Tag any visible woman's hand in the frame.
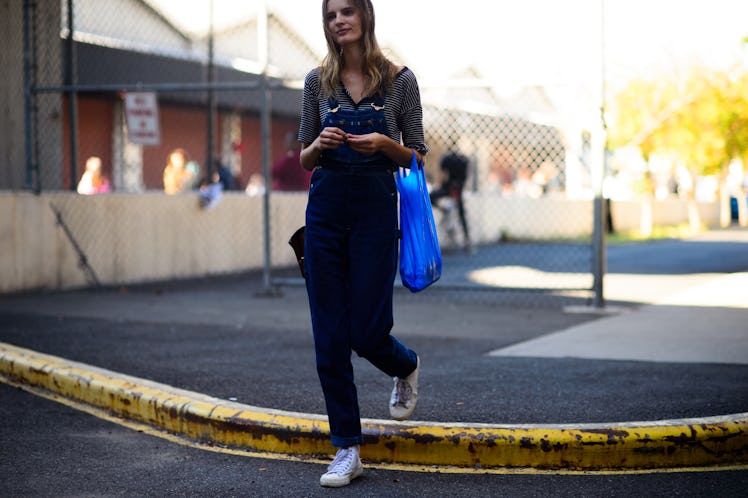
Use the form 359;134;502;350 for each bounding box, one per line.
300;127;347;170
348;132;422;167
318;127;348;150
345;132;383;155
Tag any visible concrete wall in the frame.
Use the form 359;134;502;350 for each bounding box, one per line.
0;191;306;293
464;194;594;242
610;199;720;232
0;192;721;294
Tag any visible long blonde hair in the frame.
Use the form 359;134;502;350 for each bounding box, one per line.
319;0;398;99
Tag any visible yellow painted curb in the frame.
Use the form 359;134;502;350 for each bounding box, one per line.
2;342;746;470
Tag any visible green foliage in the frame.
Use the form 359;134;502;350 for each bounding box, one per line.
606;223;706;244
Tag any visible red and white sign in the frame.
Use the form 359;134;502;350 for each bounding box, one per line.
124;92;161;146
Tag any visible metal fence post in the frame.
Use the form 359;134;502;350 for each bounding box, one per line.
260;73;274;295
257;1;276;296
592;191;606;308
206;0;216;178
23;0;33;191
592;0;607;309
65;0;78;191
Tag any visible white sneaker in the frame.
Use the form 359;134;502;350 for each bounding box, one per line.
319;445;363;488
390;356;420;421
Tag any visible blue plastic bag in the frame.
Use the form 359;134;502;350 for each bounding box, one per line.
396;151;442;292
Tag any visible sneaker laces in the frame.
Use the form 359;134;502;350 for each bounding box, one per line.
391;378;412;407
327;447;358;475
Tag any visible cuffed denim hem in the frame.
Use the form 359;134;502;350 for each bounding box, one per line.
331;434;365;448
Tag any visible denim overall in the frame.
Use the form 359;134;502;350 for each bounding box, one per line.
304;94;418;448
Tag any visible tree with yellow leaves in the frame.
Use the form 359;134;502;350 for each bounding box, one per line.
609;65;748;231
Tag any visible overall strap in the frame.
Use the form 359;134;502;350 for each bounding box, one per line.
327;96;340;113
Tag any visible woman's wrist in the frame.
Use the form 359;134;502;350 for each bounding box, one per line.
380;137;416;167
300;140;322;171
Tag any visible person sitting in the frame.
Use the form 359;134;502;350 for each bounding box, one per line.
271;131;311;191
77;156;111;194
430;147;472;252
163;148;197;194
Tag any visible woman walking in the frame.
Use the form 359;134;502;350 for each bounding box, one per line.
298;0;428;488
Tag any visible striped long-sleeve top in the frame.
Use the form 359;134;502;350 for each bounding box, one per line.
297;66;429;160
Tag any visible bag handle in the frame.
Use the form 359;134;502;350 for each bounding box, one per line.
398;149;423;178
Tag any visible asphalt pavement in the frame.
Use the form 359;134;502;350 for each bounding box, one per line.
1;228;748;496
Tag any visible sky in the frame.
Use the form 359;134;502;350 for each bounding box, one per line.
151;0;748;97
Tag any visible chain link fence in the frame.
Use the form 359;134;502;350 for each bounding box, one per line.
8;0;603;306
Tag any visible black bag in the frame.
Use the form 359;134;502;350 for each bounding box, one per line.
288;226;306;277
